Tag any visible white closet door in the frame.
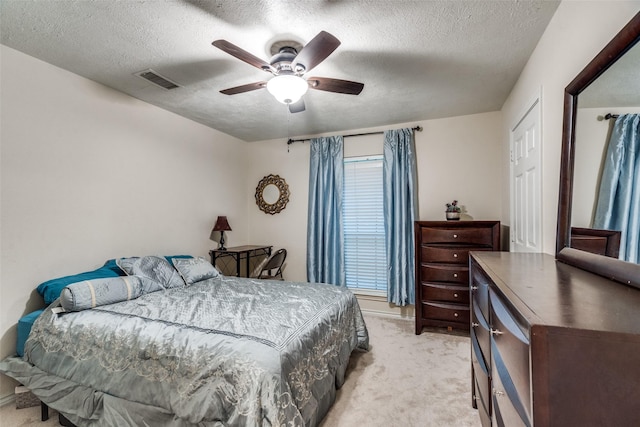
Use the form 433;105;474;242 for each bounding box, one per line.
511;98;542;253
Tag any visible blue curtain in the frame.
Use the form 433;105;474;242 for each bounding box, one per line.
383;128;418;306
593;114;640;263
307;136;346;285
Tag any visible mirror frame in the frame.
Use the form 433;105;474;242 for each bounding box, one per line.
255;174;290;215
556;12;640;288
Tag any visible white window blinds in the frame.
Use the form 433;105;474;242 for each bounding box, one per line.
343;156;387;294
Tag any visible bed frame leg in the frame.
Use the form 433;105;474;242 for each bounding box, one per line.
41;401;49;421
58;412;76;427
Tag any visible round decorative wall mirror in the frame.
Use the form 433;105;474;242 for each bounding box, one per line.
255;174;290;215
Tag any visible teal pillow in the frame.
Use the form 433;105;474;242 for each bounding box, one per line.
37;261;125;305
17;310;44;357
102;258;125;275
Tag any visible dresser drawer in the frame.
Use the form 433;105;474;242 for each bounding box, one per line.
490;290;531;421
474;372;492;427
421;264;468;283
421;301;469;325
421;283;469;304
472;302;491;365
421;246;470;264
471;337;491;427
471;265;491;321
421;227;494;245
491;341;530;427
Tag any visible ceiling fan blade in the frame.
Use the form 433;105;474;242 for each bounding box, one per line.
288;99;306;113
307;77;364;95
212;40;274;73
220;81;267;95
292;31;341;73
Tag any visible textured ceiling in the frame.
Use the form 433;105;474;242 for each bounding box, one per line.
0;0;560;142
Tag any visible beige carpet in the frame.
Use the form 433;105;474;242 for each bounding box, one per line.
0;314;480;426
321;314;480;426
0;403;59;427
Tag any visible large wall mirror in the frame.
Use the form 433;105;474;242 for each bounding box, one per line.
556;12;640;288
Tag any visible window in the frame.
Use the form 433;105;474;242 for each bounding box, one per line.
343;156;387;294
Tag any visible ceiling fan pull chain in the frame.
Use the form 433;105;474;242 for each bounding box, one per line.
287;107;291;153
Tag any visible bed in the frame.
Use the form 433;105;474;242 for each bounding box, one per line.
0;256;369;426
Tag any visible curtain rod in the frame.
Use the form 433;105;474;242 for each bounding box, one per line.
604;113;619;120
286;125;423;145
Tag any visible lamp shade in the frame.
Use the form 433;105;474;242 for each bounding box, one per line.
266;75;308;104
212;216;232;232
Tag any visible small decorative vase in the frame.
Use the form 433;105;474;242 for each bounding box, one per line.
446;212;461;221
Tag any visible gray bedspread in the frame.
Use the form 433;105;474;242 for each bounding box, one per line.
0;276;369;426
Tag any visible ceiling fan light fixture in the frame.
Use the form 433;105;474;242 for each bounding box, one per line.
266;75;308;104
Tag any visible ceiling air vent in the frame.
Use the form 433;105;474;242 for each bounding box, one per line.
134;69;180;90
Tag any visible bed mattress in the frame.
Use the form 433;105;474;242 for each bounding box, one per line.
1;276;369;426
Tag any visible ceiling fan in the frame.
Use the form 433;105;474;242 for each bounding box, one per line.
212;31;364;113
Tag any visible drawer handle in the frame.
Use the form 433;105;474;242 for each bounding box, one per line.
490;328;503;336
453;293;459;298
453;273;458;278
471;286;478;291
453;253;458;258
453;234;458;238
472;322;479;328
454;312;459;318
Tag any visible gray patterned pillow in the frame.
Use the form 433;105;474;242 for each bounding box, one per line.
59;276;163;312
172;257;221;285
116;256;186;289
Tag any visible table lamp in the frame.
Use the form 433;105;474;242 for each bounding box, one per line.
212;216;232;250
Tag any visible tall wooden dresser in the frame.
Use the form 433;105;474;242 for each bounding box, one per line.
414;220;500;334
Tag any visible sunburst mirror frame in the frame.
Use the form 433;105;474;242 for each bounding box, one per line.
255;174;290;215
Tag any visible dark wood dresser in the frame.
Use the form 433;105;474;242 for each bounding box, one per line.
470;252;640;427
570;227;621;258
414;220;500;334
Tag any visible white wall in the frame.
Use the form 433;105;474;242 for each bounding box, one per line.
0;46;249;398
247;113;503;316
500;1;640;255
415;113;503;221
